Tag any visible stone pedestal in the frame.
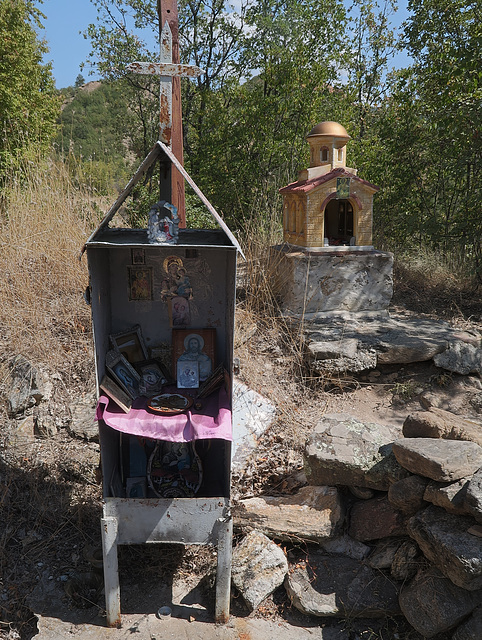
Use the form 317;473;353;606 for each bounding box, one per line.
271;244;393;320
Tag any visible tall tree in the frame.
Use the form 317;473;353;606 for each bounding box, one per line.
0;0;59;179
346;0;398;141
184;0;349;224
368;0;482;263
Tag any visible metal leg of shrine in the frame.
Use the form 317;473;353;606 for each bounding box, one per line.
101;516;121;628
214;515;233;624
101;500;232;628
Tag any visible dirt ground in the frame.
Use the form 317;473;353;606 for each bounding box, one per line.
1;299;482;640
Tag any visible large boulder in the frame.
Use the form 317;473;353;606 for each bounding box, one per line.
392;438;482;482
434;342;482;376
233;486;344;543
399;566;481;638
305;414;407;490
285;553;400;618
231;530;288;611
408;506;482;591
348;496;407;541
403;407;482;447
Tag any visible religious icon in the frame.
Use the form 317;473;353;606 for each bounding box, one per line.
147;200;180;244
172;329;216;382
110;325;149;363
131;248;145;265
128;266;153;301
170;295;191;326
161;256;193;301
177;360;199;389
336;177;350;199
105;350;141;400
135;359;172;396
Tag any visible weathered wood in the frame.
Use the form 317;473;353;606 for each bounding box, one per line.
126;61;203;77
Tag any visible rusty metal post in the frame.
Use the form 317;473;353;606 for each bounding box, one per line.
215;514;233;623
101;516;121;628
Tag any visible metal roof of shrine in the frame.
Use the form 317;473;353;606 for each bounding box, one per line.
81;140;244;257
307;121;351;139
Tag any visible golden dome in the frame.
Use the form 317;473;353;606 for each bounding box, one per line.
307;121;350;139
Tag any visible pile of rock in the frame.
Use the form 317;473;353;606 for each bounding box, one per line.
233;408;482;639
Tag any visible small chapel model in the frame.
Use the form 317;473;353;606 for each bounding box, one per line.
280;121;379;250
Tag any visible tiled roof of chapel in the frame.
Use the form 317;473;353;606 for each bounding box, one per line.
279;167;379;194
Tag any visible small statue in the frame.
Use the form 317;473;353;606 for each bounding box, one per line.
147;200;180;244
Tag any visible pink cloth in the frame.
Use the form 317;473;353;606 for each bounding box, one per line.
96;386;232;442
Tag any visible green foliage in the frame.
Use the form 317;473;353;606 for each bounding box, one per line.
58;82;129;161
362;0;482;275
0;0;60;180
81;0;482;277
182;0;349;226
56;81;132;194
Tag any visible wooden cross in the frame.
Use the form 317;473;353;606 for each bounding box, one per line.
127;22;203;148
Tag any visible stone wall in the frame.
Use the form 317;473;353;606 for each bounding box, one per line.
234;408;482;639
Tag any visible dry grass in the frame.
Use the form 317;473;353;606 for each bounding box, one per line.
0;160;112;637
0;158;111;384
0;162;478;639
392;248;481;325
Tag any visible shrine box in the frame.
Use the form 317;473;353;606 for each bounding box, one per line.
83;143;240;507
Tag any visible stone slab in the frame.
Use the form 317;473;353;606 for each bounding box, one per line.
305;414;407;490
392;438;482;482
403;407;482;446
408;505;482;590
274;249;394;317
231;381;276;471
233;486;344;543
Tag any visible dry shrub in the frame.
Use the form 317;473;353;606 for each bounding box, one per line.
234;213;326;458
0;158;111;379
237;212;306;372
392;248;481;323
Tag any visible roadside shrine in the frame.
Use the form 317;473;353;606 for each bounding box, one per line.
81;15;242;628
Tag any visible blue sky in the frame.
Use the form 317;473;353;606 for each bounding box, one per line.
40;0;101;88
40;0;411;90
